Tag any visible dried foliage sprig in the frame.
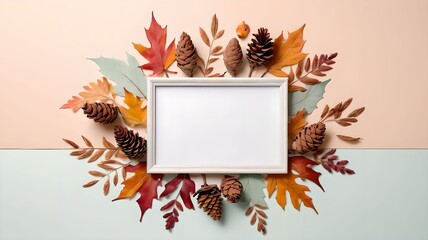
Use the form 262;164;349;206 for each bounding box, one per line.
197;14;226;77
313;149;355;174
245;204;268;235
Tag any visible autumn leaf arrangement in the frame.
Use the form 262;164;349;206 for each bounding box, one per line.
61;13;365;235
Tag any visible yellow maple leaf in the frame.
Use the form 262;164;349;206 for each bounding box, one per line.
288;109;308;141
266;173;318;213
118;89;147;127
267;25;308;77
113;163;148;200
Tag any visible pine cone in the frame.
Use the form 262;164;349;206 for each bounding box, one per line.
291;122;326;153
193;184;222;221
246;28;273;68
176;32;197;77
114;126;146;160
223;38;243;77
220;176;242;203
82;102;118;124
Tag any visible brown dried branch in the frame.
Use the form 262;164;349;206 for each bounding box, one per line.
245;204;268;235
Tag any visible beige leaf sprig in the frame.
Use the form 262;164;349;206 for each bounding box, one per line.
197;14;226;77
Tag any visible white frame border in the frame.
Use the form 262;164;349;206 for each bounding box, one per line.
147;78;288;174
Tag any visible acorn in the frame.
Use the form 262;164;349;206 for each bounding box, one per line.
236;21;250;38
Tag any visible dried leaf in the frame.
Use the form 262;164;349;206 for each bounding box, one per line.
256;209;268;218
205;67;214;75
245;206;254;216
83;180;99;188
211;46;222;54
160;174;196;210
89;171;106;177
211;14;218;37
299;77;320;85
341;98;353;111
102;137;115;148
102;159;124;165
88;149;105;163
161;200;175;211
288;110;308;141
337;135;361;142
266;173;318;213
97;163;115;171
290;156;324;191
341;117;358;123
199;27;210;47
312;55;318;70
348;107;365;117
105;150;115;160
336;120;352;126
70;149;86;156
288;67;295;83
115;150;127;159
254;204;268;210
320;104;329;119
81;136;93;147
288;85;306;92
304;58;311;72
267;25;308;77
250;213;257;225
62;139;79;149
113;171;119;186
103;179;110;195
77;149;94;160
118;89;147;127
208;57;219;65
133;13;176;76
289;80;330;115
215;29;225;40
296;60;303;78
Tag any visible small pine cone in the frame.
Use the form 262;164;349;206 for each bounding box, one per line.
291;122;326;153
246;28;273;68
176;32;197;77
114;126;146;160
223;38;243;77
193;184;222;221
82;102;118;124
220;176;242;203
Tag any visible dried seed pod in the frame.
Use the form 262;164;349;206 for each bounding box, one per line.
223;38;243;77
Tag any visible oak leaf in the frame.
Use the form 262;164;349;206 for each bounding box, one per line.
61;77;113;112
133;13;176;76
266;173;318;213
118;89;147;127
290;156;324;191
288;109;307;141
267;25;308;77
113;162;164;221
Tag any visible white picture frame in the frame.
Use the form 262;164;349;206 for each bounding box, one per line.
147;78;288;174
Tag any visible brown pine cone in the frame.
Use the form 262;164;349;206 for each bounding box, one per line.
193;184;222;221
176;32;197;77
291;122;326;153
114;126;146;160
246;28;273;68
82;102;118;124
223;38;243;77
220;175;242;203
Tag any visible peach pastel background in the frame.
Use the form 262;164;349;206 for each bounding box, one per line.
1;0;427;148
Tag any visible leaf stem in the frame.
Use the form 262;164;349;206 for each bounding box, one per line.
261;69;268;78
201;174;207;185
248;67;255;77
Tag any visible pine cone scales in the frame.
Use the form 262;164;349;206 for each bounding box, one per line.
246;28;274;68
220;176;242;203
193;184;222;221
114;126;146;160
223;38;243;77
292;122;326;153
82;102;118;124
176;32;197;76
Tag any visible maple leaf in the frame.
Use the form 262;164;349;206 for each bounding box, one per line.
288;109;308;141
290;156;324;191
266;173;318;214
118;89;147;127
160;174;196;209
267;25;308;77
133;12;176;76
113;162;164;221
60;77;114;112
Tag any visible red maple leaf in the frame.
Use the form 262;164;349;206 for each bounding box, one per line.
136;173;164;221
133;12;176;76
290;156;324;191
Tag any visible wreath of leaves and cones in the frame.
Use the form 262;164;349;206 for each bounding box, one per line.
61;12;365;235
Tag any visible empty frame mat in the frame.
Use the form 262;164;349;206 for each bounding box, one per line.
148;78;287;173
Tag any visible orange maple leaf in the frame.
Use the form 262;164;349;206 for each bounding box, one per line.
133;12;176;76
113;163;148;200
60;77;114;112
267;25;308;77
288;109;308;141
118;89;147;127
266;173;318;214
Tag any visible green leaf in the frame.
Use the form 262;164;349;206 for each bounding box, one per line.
89;53;147;99
240;174;268;208
288;79;330;116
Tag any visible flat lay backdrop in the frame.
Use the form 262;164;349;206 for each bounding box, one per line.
1;1;428;240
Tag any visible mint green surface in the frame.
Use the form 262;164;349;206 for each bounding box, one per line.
1;149;427;240
288;79;330;115
90;53;147;98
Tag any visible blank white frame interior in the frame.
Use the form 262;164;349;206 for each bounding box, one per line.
147;78;288;174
